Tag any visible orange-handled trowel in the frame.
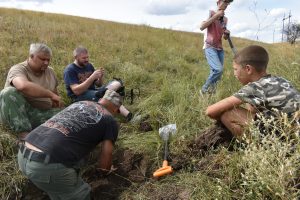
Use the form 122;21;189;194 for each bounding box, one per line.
153;124;176;178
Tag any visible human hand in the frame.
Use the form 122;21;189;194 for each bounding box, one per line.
96;165;118;178
91;68;105;81
223;29;230;39
94;67;105;86
215;10;225;18
224;29;230;35
50;93;63;108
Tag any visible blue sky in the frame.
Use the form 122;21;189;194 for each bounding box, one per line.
0;0;299;43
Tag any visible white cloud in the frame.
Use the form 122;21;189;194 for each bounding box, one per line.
231;23;251;33
193;1;212;11
145;0;191;16
0;0;52;2
269;8;286;17
230;0;249;9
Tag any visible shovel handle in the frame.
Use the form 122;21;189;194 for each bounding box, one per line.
163;141;169;160
153;161;173;178
227;35;237;55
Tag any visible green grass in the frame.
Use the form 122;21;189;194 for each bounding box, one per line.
0;7;299;199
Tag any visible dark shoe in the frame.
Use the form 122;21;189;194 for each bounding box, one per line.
126;112;133;122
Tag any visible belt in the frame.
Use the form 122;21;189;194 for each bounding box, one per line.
19;143;57;164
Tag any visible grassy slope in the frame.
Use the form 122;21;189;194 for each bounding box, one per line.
0;8;299;199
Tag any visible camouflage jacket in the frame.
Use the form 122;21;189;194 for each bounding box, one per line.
234;74;300;117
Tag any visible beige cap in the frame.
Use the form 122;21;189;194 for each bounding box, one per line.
103;89;123;107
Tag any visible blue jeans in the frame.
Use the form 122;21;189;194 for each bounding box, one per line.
18;150;91;200
72;83;111;102
201;48;224;93
73;89;99;102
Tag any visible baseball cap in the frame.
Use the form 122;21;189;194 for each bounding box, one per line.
103;89;123;107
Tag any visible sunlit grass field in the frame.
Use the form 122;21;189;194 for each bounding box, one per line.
0;7;299;199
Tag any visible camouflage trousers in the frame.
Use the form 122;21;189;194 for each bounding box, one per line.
0;87;60;134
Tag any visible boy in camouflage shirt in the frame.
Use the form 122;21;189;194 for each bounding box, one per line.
205;45;300;137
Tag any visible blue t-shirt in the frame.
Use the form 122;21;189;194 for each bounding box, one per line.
63;63;96;97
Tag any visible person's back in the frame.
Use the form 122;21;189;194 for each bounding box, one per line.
234;74;300;118
18;89;122;200
25;100;118;165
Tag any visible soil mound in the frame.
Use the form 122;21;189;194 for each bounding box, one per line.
189;122;233;156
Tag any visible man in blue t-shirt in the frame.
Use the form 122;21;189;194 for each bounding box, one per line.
64;46;132;121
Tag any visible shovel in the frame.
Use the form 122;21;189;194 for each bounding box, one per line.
219;16;237;55
227;35;237;55
153;124;176;178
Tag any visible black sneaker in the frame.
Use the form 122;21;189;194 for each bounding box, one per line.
126;112;133;122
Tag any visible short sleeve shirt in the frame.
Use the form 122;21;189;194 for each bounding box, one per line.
4;61;58;109
63;63;95;97
203;10;226;50
25;101;119;164
234;75;300;117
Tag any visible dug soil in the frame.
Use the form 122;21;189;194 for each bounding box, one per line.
20;148;152;200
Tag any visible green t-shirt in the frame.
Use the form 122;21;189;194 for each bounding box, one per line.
4;61;58;109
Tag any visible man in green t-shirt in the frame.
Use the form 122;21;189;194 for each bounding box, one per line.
0;43;64;140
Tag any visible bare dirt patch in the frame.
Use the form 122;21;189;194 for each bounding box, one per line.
188;122;233;156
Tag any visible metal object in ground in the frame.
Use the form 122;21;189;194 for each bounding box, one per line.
227;35;237;55
219;16;237;55
153;124;176;178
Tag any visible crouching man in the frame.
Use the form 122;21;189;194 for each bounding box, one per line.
18;89;122;200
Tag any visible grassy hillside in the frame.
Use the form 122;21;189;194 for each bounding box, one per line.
0;7;299;199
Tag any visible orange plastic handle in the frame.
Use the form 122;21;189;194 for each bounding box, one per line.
153;160;173;178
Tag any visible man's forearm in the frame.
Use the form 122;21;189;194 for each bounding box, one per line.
70;76;96;96
98;140;113;170
200;15;219;31
16;81;56;99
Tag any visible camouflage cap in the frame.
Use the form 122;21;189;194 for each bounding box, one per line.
103;89;123;108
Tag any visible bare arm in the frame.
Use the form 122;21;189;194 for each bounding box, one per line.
97;140;114;171
206;96;243;120
200;10;224;31
94;67;105;87
12;77;62;107
245;103;257;114
70;69;104;96
52;88;64;108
